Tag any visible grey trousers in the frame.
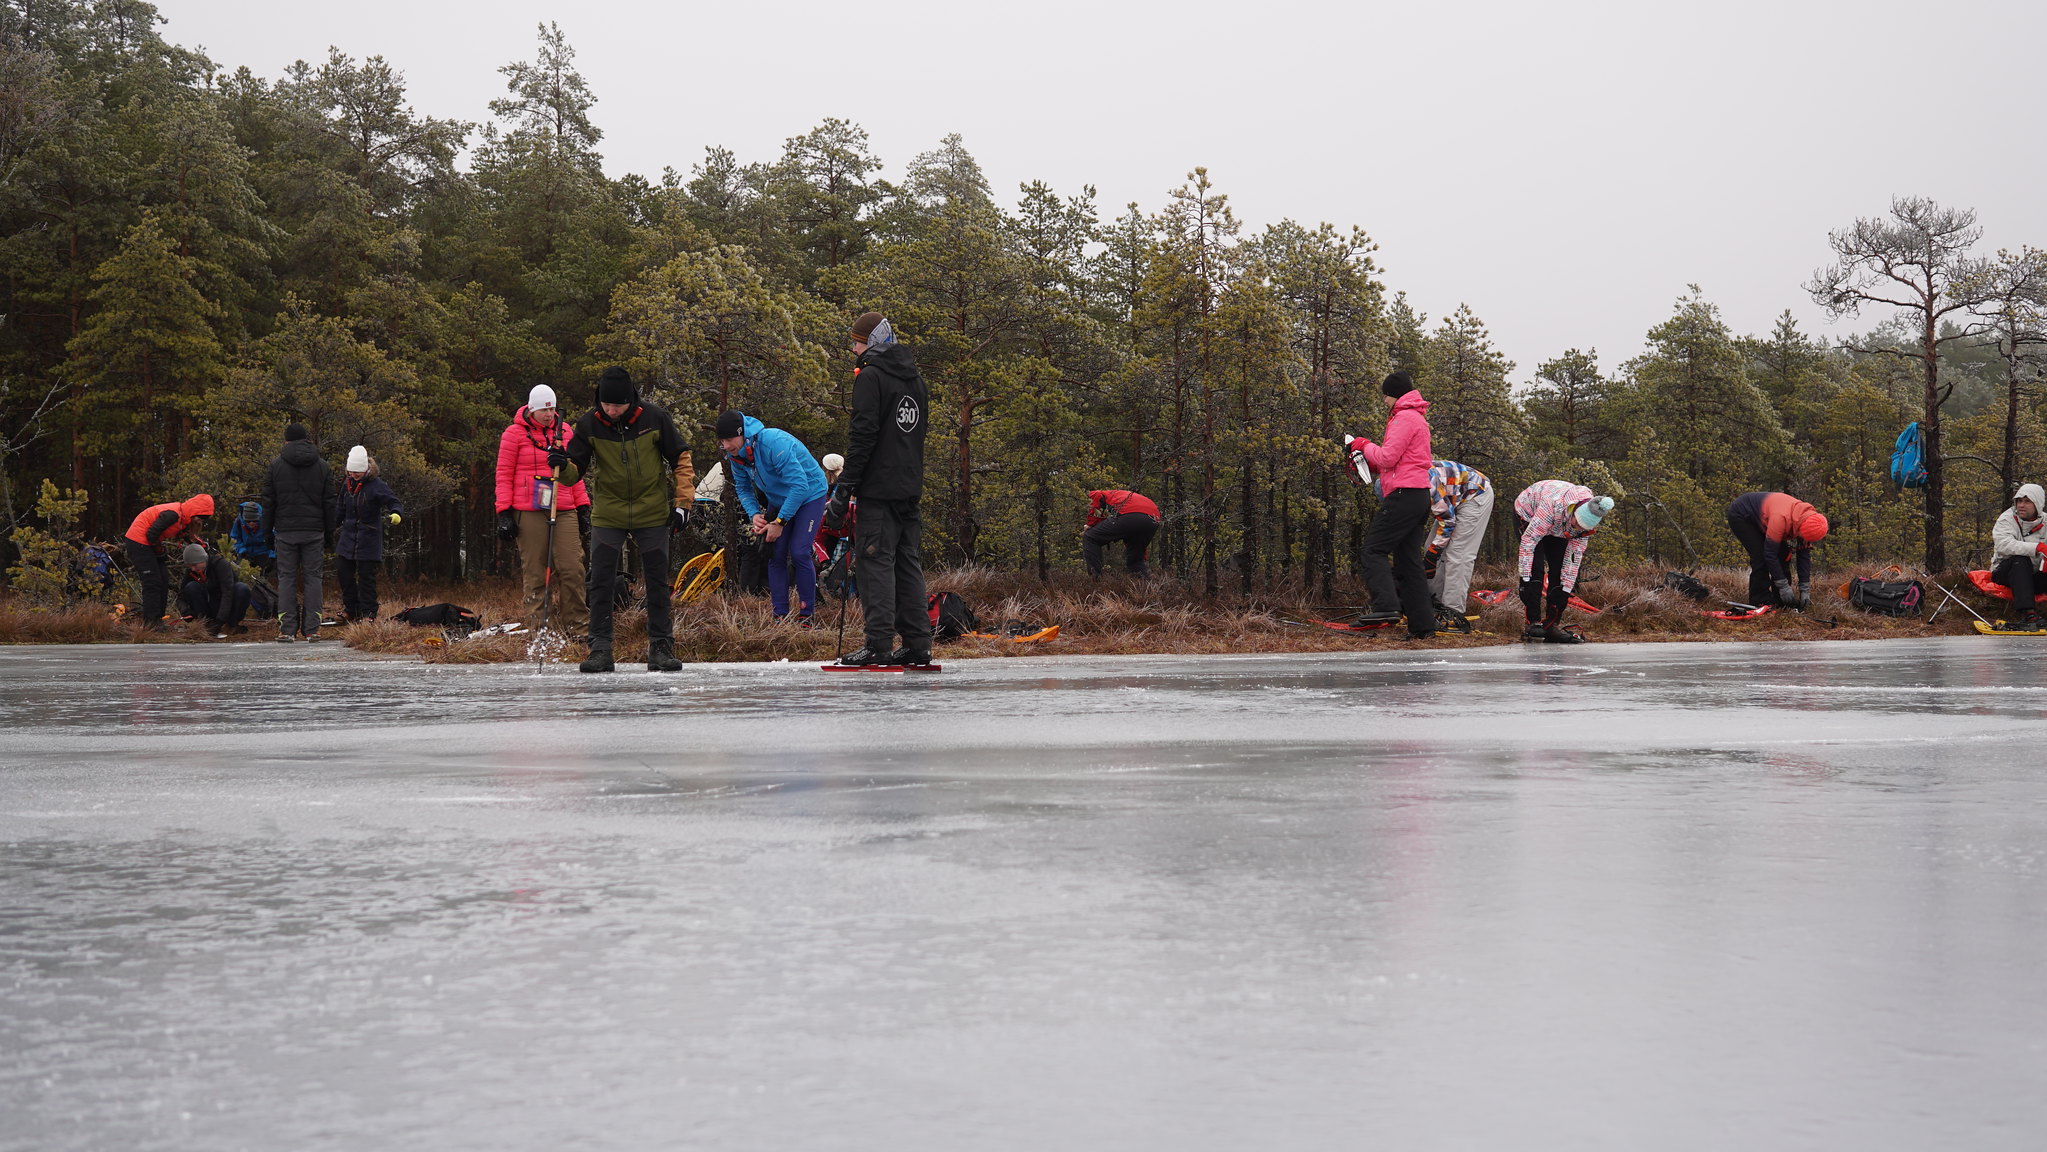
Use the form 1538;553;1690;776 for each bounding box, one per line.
1429;485;1494;613
275;535;324;636
855;498;933;652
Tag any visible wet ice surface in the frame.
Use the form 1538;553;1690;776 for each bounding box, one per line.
2;639;2044;1151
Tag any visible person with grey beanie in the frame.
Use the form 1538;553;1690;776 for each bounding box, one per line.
176;543;252;636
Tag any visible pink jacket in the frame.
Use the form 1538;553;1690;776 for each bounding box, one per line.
495;407;590;513
1351;391;1432;491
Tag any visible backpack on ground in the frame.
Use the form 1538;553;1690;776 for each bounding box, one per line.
394;603;483;635
1847;576;1923;617
926;591;978;642
1890;423;1928;488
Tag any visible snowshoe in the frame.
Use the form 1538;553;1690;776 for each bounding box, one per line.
580;645;615;673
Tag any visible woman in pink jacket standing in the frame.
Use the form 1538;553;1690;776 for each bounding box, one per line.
495;385;591;639
1345;371;1437;639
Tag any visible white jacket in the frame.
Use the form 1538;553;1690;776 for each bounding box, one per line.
1991;483;2047;571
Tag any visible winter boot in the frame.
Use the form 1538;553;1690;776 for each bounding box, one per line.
891;646;934;667
1540;606;1583;644
647;638;682;672
1356;607;1402;624
580;644;615;673
834;646;898;668
1521;616;1546;642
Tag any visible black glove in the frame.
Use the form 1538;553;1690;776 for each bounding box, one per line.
1423;546;1442;581
496;510;516;540
576;505;590;536
546;447;569;473
669;506;688;534
823;490;850;533
1774;579;1795;605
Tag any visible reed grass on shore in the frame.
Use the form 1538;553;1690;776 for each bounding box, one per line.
0;561;1986;659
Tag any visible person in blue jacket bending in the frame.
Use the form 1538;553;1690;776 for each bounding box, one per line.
716;409;831;623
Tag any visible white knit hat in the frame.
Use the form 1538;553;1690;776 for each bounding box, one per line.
822;453;844;473
528;384;557;412
346;445;370;473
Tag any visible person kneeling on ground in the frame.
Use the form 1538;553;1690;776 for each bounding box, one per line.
1346;370;1436;640
123;493;215;629
335;446;404;624
556;366;693;673
718;409;829;624
1725;491;1828;610
1082;489;1160;578
177;543;251;637
1989;482;2047;629
1515;479;1612;644
1424;459;1493;633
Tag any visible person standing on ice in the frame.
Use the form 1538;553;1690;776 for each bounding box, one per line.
824;311;933;667
1422;459;1493;633
1987;483;2047;629
1514;479;1612;644
1081;489;1160;578
495;385;590;641
1724;491;1828;610
555;367;693;673
717;409;830;625
334;446;403;624
1345;370;1436;640
261;423;337;642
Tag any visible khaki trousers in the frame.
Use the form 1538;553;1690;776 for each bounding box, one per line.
518;509;588;637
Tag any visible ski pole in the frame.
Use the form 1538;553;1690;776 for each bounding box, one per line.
834;547;851;654
535;430;560;671
1919;570;1991;626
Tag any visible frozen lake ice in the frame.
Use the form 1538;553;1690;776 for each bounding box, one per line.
1;638;2043;1150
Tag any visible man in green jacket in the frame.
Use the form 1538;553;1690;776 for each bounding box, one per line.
555;366;692;673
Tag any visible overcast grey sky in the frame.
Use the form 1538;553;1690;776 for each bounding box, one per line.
163;0;2045;383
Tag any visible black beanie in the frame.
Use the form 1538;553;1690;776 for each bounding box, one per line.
597;366;635;405
284;422;308;442
715;410;744;439
1381;371;1415;399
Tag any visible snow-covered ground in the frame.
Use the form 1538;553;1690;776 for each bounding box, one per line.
2;640;2042;1150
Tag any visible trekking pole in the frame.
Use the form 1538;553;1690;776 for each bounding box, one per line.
833;547;851;654
1919;569;1992;626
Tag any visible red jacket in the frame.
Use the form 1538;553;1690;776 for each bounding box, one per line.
495;407;590;513
1086;490;1158;527
125;494;215;547
1351;391;1432;491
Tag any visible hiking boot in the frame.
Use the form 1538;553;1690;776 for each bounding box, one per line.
276;632;295;644
834;646;898;667
1543;625;1586;644
1438;611;1473;634
891;647;934;667
795;615;816;629
646;638;682;673
1356;608;1401;624
580;645;615;674
305;632;325;642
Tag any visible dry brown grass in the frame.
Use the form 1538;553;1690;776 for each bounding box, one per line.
0;559;1990;659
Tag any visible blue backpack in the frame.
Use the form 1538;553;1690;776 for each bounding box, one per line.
1890;423;1928;488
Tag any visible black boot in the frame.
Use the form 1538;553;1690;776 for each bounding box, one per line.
580;644;615;673
1356;608;1401;624
834;646;898;667
891;646;934;667
1541;606;1584;644
647;638;681;672
1521;616;1545;642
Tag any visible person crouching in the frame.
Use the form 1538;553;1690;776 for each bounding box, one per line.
177;544;251;637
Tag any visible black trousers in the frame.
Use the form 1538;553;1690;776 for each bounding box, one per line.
124;540;169;625
1362;487;1435;630
180;580;251;627
1991;556;2039;614
855;497;933;653
1519;534;1572;621
1727;514;1781;606
336;557;380;621
589;524;670;646
1082;513;1159;576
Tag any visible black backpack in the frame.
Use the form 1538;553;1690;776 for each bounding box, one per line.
1847;577;1923;617
926;591;978;641
394;603;483;634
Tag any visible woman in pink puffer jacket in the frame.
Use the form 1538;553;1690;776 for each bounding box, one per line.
1344;371;1436;638
494;385;591;637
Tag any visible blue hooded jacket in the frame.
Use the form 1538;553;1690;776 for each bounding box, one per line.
727;415;829;522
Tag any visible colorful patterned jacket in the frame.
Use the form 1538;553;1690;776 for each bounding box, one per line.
1515;479;1599;591
1426;460;1491;552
